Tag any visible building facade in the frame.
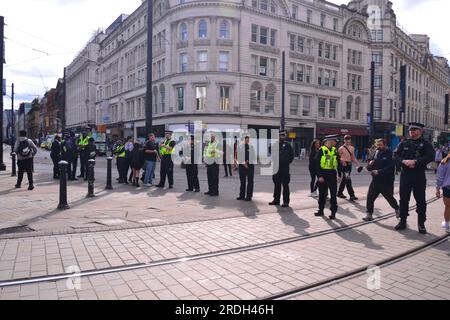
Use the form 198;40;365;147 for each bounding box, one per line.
65;0;450;155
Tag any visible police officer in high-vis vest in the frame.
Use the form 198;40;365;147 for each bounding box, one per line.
204;134;222;197
156;130;176;189
77;130;91;179
113;139;127;184
394;122;434;234
315;135;342;220
269;130;294;208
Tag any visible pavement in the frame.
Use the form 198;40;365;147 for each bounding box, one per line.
0;144;449;300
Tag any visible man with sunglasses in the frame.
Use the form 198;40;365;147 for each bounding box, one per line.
394;122;434;234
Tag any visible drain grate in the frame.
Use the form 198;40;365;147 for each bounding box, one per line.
0;226;35;235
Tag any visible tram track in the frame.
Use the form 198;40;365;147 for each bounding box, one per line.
0;196;440;289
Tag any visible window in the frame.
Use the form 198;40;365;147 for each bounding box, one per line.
160;85;165;113
306;39;312;55
290;94;299;116
270;29;276;47
259;57;267;76
325;44;331;59
355;97;361;120
219;21;230;39
219;86;230;111
333;18;338;31
297;37;304;53
296;64;304;82
153;87;158;115
305;66;312;84
374;98;382;119
260;0;268;11
196;86;207;111
198;20;208;38
318;68;323;85
290;34;295;51
197;51;208;71
371;30;383;41
180;23;188;41
318;98;326;118
332;46;337;60
292;5;298;19
303;96;311;117
289;63;295;81
321;14;326;27
346;96;353;120
307;10;312;23
265;84;276;114
329;99;337;118
372;52;383;66
251;25;258;43
219;52;229;72
177;87;185;111
250;82;262;113
180;53;188;72
251;55;258;74
260;27;268;45
318;43;323;57
374;75;382;89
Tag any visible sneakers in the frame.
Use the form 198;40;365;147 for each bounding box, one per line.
362;213;373;222
308;192;318;198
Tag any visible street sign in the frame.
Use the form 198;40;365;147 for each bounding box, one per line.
288;132;296;139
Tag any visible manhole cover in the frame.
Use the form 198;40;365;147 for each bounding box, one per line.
0;226;35;235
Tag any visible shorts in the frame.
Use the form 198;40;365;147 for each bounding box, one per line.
443;188;450;199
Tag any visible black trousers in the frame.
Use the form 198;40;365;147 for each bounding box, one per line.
79;151;88;177
273;172;290;204
117;157;128;182
239;165;254;199
186;164;200;190
51;156;61;178
224;164;233;177
338;164;355;197
399;172;427;225
69;154;78;180
159;156;174;187
207;163;220;194
309;167;318;193
17;158;33;186
366;181;399;214
318;170;338;213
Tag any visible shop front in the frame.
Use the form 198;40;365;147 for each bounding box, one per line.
317;124;369;159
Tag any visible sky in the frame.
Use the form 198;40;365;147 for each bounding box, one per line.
1;0;449;109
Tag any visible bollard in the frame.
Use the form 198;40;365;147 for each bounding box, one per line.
57;161;70;210
11;153;17;177
86;159;96;198
106;157;113;190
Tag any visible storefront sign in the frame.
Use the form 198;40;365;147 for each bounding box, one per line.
395;124;403;137
288;132;297;139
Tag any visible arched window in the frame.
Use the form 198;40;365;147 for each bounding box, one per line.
250;82;262;113
219;20;230;39
355;97;361;121
160;84;165;114
198;20;208;39
265;84;276;114
180;23;188;41
153;86;158;115
346;96;353;120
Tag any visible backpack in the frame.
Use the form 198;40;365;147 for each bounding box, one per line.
18;140;32;157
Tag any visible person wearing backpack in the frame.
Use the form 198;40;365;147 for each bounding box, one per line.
14;130;38;190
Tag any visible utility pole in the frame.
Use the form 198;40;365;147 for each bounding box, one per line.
62;67;66;132
11;83;14;149
281;51;286;131
369;61;375;144
0;16;6;171
400;64;407;129
445;93;449;125
145;0;153;134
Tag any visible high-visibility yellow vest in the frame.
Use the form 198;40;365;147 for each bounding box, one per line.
204;141;220;159
160;139;174;156
320;146;338;170
115;145;126;158
79;136;90;149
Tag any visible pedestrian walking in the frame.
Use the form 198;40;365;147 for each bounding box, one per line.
204;134;221;197
436;154;450;233
130;142;145;187
143;133;158;187
269;130;294;208
308;139;321;198
363;139;400;221
156;130;176;189
184;135;200;192
50;135;62;180
315;135;342;219
337;135;361;201
394;123;434;234
14;130;38;190
236;136;256;202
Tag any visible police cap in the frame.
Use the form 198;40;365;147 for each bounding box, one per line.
409;122;425;130
323;134;339;142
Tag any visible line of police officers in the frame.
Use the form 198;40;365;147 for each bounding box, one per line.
108;122;434;235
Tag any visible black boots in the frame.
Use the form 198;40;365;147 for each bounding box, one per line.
395;220;407;231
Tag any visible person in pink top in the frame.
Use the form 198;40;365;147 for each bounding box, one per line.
337;135;362;201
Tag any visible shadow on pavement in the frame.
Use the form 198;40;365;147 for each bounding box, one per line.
276;206;310;236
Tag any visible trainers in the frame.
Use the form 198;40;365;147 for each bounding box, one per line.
143;184;152;187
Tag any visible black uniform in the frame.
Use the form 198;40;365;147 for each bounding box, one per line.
271;141;294;206
157;140;176;188
315;146;341;216
61;136;77;180
366;148;399;215
50;139;61;179
77;135;89;178
237;143;256;200
185;141;200;191
394;137;434;226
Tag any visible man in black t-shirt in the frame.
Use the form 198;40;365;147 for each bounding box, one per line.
143;133;158;186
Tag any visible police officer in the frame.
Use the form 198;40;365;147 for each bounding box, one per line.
113;139;127;184
77;130;90;179
269;130;294;208
156;130;176;189
204;134;221;197
236;136;256;202
61;132;78;181
50;135;62;180
315;135;342;220
363;138;399;221
184;135;200;192
394;123;434;234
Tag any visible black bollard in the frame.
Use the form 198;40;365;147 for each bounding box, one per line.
106;157;113;190
58;161;70;210
11;152;17;177
87;159;96;198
